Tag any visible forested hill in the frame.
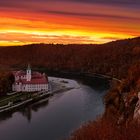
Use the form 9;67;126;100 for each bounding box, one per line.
68;37;140;140
0;37;140;139
0;37;140;80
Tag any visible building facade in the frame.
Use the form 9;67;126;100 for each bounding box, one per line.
12;65;48;92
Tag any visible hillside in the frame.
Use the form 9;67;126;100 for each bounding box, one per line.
0;37;140;139
68;38;140;139
0;37;140;79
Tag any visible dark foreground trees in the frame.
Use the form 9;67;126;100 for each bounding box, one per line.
69;118;140;140
0;72;14;96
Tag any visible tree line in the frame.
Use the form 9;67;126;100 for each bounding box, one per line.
0;37;139;95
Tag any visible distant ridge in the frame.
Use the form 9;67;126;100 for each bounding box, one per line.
1;36;140;48
101;36;140;47
0;36;139;80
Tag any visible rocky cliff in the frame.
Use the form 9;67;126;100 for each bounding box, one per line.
134;92;140;122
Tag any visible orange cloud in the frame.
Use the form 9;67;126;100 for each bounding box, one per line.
0;1;139;46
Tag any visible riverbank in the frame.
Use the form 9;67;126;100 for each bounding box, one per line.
0;77;79;113
39;69;121;82
0;71;115;114
69;66;140;140
0;71;111;114
0;75;109;140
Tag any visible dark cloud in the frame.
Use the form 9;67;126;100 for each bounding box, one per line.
0;1;27;7
59;0;140;10
0;0;140;7
46;10;140;20
0;0;139;22
65;0;140;4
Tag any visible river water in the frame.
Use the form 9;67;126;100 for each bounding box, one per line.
0;77;109;140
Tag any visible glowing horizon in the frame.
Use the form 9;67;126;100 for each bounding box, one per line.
0;0;140;46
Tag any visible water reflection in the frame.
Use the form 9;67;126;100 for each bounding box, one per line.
0;99;50;123
0;78;109;140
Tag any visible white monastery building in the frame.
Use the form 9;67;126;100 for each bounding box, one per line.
12;65;48;92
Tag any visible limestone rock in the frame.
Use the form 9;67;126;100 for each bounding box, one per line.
134;92;140;122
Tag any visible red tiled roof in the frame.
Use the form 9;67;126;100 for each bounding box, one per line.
13;71;48;85
19;78;48;84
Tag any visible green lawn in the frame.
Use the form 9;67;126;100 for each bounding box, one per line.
0;92;37;107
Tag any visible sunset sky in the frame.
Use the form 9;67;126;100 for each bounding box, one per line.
0;0;140;46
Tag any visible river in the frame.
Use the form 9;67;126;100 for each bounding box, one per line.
0;77;109;140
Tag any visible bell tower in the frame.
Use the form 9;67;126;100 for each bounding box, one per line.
26;64;31;81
